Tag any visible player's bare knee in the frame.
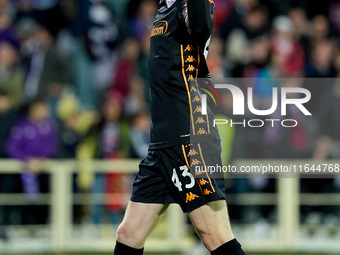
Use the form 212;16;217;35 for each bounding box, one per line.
196;227;231;251
116;223;127;242
116;223;144;247
199;233;222;251
116;223;134;243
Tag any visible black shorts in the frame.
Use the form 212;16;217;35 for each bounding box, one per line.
130;139;226;213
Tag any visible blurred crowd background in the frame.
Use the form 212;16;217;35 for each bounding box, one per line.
0;0;340;240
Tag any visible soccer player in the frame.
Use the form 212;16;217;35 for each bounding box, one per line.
113;0;246;255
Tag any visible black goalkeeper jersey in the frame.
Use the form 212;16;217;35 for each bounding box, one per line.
149;0;220;149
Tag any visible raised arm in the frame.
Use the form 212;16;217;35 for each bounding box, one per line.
186;0;215;37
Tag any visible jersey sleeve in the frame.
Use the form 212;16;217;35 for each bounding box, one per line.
185;0;215;37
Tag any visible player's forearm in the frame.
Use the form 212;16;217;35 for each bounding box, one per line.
187;0;213;36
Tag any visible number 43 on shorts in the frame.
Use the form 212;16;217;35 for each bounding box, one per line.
172;165;195;191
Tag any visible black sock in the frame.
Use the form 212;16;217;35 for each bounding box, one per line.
113;241;144;255
211;239;246;255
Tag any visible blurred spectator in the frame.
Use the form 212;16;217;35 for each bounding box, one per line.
77;95;130;225
271;15;304;76
305;39;336;78
129;110;150;158
126;0;157;20
56;96;82;159
0;6;24;108
243;35;270;77
212;0;233;31
30;0;57;10
207;37;225;78
101;95;130;224
6;98;57;161
71;0;119;109
289;7;310;40
311;73;340;193
0;90;20;157
0;41;24;107
329;0;340;38
0;5;16;46
23;21;72;108
56;93;95;223
14;0;36;19
16;17;38;57
138;33;151;106
0;90;21;239
6;98;57;224
110;37;140;102
123;76;147;119
14;0;67;36
225;4;269;77
220;0;259;43
262;79;311;158
302;15;332;62
128;0;157;41
311;15;331;42
0;0;9;10
307;68;340;218
303;40;336;114
313;50;340;160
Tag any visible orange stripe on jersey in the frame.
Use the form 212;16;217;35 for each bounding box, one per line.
181;45;195;135
195;46;210;134
182;145;204;195
182;145;191;170
197;143;215;192
195;47;200;82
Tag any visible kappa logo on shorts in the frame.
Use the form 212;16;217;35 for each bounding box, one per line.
191;158;201;166
199;179;208;185
187;148;198;157
203;188;213;195
185;192;199;203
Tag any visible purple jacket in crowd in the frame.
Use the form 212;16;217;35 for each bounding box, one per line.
6;117;58;161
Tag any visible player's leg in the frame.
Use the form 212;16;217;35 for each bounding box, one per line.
188;200;246;255
188;199;233;251
114;201;169;255
114;149;174;254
